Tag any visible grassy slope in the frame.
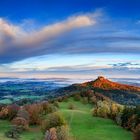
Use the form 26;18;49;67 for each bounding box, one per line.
0;120;11;140
0;98;133;140
0;120;43;140
59;99;133;140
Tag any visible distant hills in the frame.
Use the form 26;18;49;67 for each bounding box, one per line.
56;76;140;105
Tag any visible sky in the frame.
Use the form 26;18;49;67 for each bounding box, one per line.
0;0;140;80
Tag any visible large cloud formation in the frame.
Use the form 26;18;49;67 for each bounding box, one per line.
0;11;140;64
0;13;95;64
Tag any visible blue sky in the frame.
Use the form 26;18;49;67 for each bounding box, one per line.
0;0;140;79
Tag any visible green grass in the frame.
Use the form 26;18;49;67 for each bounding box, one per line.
0;120;43;140
20;126;43;140
0;98;133;140
0;120;11;140
59;98;133;140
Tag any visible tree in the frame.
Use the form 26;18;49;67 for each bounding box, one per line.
25;104;43;125
0;106;9;119
121;107;135;129
41;102;57;115
5;125;23;139
12;117;29;130
73;94;81;101
7;104;20;120
41;112;66;132
45;128;57;140
134;124;140;140
17;108;29;121
56;125;69;140
44;126;69;140
68;103;75;110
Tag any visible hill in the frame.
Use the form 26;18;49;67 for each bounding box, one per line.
55;76;140;105
81;76;140;92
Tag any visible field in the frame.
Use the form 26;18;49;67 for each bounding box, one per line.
0;98;133;140
59;99;133;140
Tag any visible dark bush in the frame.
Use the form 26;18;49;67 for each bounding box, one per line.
5;125;23;139
53;101;59;108
81;97;88;104
134;124;140;140
12;117;29;130
41;112;66;132
73;94;81;101
68;103;75;110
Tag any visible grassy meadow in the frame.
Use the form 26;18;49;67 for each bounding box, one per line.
0;98;133;140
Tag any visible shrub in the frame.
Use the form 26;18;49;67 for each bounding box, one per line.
93;100;122;119
44;127;57;140
63;97;68;102
89;96;97;104
0;104;20;120
0;107;8;119
41;112;66;132
12;117;29;130
17;108;30;121
7;104;20;120
115;112;122;126
53;101;59;108
57;125;69;140
73;94;81;101
134;124;140;140
25;104;43;125
81;97;88;104
57;97;63;102
68;103;75;110
5;125;23;139
41;102;57;115
121;107;135;129
44;126;69;140
0;104;5;111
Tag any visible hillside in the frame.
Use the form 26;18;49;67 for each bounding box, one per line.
0;98;133;140
56;76;140;105
81;76;140;92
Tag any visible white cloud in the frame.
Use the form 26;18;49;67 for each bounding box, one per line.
0;14;95;46
0;13;97;63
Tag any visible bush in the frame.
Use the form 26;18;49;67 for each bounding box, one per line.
5;125;23;139
53;101;59;108
41;102;57;115
63;97;68;102
134;124;140;140
57;97;64;102
73;94;81;101
7;104;20;120
68;103;75;110
57;125;69;140
44;126;69;140
90;96;97;104
115;112;122;126
0;104;20;120
0;107;8;119
93;100;122;119
44;127;57;140
41;112;66;132
25;104;43;125
81;97;88;104
12;117;29;130
17;108;29;121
